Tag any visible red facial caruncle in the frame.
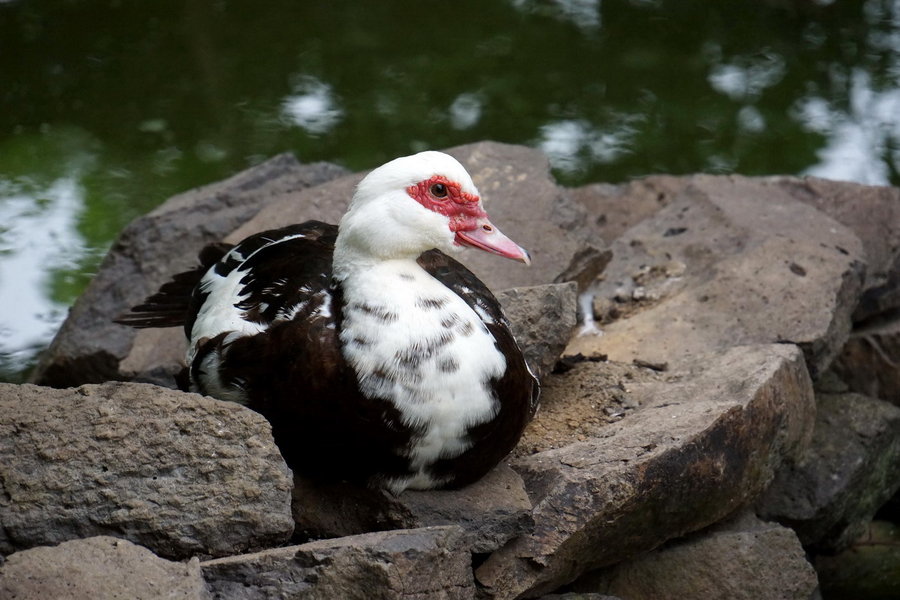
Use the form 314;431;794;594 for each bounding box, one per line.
406;175;532;265
406;175;486;233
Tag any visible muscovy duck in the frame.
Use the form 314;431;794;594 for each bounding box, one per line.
117;151;539;493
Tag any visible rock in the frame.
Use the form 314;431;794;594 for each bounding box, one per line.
201;526;474;600
33;143;603;391
31;154;348;389
496;282;578;381
766;176;900;322
573;511;817;600
831;316;900;405
292;463;532;554
814;520;900;600
571;174;900;322
476;344;815;599
538;594;622;600
231;141;606;292
756;390;900;553
567;174;866;378
0;536;211;600
0;382;294;559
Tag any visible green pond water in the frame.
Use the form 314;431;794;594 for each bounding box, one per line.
2;0;899;382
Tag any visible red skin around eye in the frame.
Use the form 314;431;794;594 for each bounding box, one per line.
406;176;486;232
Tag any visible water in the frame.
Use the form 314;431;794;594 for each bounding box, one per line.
2;0;899;382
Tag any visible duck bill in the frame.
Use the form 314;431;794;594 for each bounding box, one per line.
455;220;532;265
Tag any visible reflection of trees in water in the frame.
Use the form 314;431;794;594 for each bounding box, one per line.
1;0;899;381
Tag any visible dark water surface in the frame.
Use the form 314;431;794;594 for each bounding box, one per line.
2;0;899;380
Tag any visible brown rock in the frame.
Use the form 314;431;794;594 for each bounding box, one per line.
476;344;815;599
576;511;817;600
31;154;347;389
0;382;294;559
757;390;900;552
0;536;211;600
766;176;900;321
831;316;900;405
571;174;900;322
496;282;578;381
292;464;532;554
567;174;865;378
200;526;474;600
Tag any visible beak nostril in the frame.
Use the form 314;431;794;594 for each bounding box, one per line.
482;224;493;232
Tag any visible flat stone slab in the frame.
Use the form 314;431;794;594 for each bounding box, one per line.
476;344;815;599
757;390;900;553
572;174;900;322
568;174;867;377
200;526;474;600
0;382;294;559
575;511;817;600
0;536;211;600
292;463;533;554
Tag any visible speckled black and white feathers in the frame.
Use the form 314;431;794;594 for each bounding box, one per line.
117;222;538;492
117;150;537;492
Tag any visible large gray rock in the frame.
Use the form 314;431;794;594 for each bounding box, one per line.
292;464;532;554
201;526;474;600
35;142;601;391
765;176;900;322
571;174;900;322
496;282;577;381
574;511;817;600
0;536;211;600
567;174;866;378
476;344;815;599
31;154;347;389
0;382;294;559
757;390;900;552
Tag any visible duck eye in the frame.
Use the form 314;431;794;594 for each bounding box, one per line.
430;183;448;198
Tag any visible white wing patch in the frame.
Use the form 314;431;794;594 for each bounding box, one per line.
186;233;308;365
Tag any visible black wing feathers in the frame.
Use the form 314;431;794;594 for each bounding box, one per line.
114;241;232;329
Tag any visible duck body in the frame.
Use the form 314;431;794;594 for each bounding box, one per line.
119;152;538;493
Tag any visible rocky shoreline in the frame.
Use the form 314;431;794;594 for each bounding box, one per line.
2;142;899;599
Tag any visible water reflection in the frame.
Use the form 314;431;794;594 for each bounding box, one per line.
537;117;639;176
0;176;85;373
281;76;344;136
800;70;900;185
2;0;900;381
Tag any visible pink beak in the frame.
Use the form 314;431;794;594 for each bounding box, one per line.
454;219;531;265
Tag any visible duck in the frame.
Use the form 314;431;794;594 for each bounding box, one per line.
117;151;539;493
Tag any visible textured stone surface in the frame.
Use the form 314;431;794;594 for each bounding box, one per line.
571;174;900;321
0;536;211;600
757;390;900;552
497;282;577;381
832;316;900;405
576;511;817;600
292;464;532;554
766;176;900;322
567;174;867;377
201;526;473;600
31;154;347;389
0;382;294;559
476;344;815;599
